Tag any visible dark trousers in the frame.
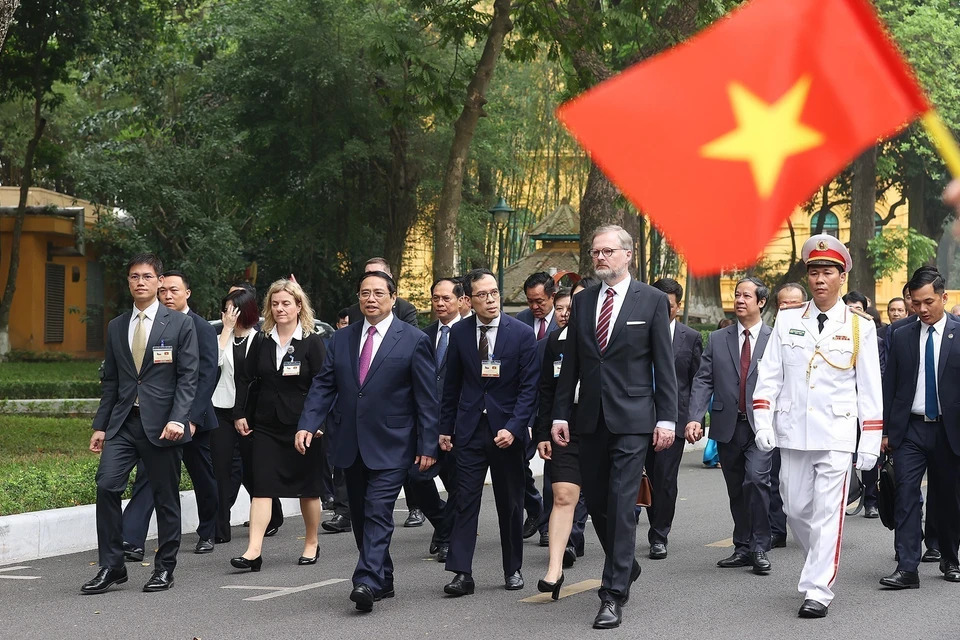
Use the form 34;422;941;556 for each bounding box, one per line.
320;431;335;502
96;412;183;571
344;454;406;594
408;449;457;545
893;417;960;572
862;459;879;509
332;467;350;519
123;428;219;548
579;410;649;604
644;435;685;546
524;437;545;531
769;448;787;537
717;419;773;554
210;408;244;541
446;417;525;576
542;461;589;555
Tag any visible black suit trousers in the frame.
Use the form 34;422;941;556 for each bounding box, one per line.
893;417;960;571
645;435;685;545
209;408;244;541
579;409;650;604
408;449;457;545
446;416;525;576
96;412;183;571
717;419;772;553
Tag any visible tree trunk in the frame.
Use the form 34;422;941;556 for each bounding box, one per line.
432;0;513;281
577;164;622;274
685;274;724;325
0;0;19;54
382;125;419;284
848;145;877;300
905;171;927;268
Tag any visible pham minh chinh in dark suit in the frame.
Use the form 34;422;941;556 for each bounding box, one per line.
553;228;678;629
83;255;199;595
297;271;439;612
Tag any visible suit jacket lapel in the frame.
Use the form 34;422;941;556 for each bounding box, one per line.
907;320;921;396
726;326;741;381
116;311;136;376
139;306;171;374
606;281;639;348
799;302;820;340
361;321;402;388
671;324;681;357
749;325;771;378
349;323;362;385
938;315;957;382
484;317;508;386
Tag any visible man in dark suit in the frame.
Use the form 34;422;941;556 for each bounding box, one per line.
121;270;220;558
515;271;559;543
687;277;774;576
297;271;438;612
553;226;679;629
880;267;960;589
82;253;199;594
407;277;463;562
644;278;702;560
440;268;539;596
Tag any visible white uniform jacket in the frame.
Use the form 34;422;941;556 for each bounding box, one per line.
752;299;883;455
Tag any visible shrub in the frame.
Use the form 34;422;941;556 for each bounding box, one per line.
0;380;102;399
6;350;75;363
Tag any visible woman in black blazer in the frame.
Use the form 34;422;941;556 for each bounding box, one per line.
232;279;327;571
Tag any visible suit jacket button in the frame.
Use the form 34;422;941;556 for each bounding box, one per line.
358;392;363;398
599;359;604;364
137;380;142;385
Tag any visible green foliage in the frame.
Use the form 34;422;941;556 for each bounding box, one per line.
0;380;101;399
0;361;100;381
867;227;939;281
5;350;74;362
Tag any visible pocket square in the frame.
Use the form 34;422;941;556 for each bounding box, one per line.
626;321;646;325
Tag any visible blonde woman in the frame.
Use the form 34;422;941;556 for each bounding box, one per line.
231;279;327;571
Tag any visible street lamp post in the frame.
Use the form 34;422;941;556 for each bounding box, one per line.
488;197;514;296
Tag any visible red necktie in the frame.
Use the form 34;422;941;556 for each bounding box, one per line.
738;328;751;413
597;288;615;352
537;318;546;340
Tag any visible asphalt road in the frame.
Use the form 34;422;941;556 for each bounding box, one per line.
3;451;957;640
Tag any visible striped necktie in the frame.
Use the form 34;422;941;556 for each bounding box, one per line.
597;288;615;352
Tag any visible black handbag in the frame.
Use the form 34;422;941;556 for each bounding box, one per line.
877;454;896;530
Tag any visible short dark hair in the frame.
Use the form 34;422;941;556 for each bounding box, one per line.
902;283;910;297
735;276;769;308
432;277;465;298
554;287;572;305
337;307;350;320
888;297;905;307
573;276;601;293
232;281;256;297
461;269;495;297
651;278;683;303
718;318;734;329
358;270;397;296
907;266;946;295
842;290;868;309
127;253;162;277
222;289;259;329
865;305;882;328
161;269;190;290
776;282;807;302
523;272;557;297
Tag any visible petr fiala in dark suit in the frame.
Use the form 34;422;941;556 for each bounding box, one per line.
297;271;439;613
82;254;199;595
553;226;679;630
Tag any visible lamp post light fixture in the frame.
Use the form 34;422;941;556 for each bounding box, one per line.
488;197;514;297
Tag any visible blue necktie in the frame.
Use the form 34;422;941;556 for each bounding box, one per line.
925;325;938;420
437;325;450;366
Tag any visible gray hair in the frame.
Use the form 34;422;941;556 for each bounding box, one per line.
591;225;633;251
735;276;769;308
776;282;807;302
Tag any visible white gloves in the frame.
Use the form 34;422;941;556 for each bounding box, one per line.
856;453;878;471
755;429;776;452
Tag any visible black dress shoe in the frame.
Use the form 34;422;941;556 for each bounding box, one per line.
436;544;449;563
798;599;828;618
538;532;550;547
214;536;230;544
622;560;642;605
377;583;395;601
429;541;441;555
864;505;880;519
922;548;942;563
230;555;263;572
142;569;174;592
81;567;128;594
770;534;787;549
321;514;352;533
537;572;564;600
562;546;577;568
505;570;524;590
751;550;772;574
264;523;281;537
879;569;920;589
443;573;475;596
649;542;667;560
195;539;215;554
593;600;622;629
298;545;320;565
522;514;541;539
350;583;376;612
941;562;960;582
717;552;751;568
403;508;425;528
122;542;144;563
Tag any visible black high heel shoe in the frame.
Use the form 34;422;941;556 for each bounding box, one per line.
537;572;564;600
297;545;320;565
230;555;263;572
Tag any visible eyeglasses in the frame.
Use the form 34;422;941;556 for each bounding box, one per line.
358;290;389;300
471;290;500;301
588;248;626;259
128;274;156;282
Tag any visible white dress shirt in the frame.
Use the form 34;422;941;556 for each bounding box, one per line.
476;314;501;359
361;313;395;363
128;299;160;352
435;314;461;349
911;313;946;416
737;318;763;355
595;276;632;335
669;318;676;342
213;328;254;409
270;324;306;370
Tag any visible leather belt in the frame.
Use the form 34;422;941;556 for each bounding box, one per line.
737;411;749;422
911;413;941;423
131;405;141;417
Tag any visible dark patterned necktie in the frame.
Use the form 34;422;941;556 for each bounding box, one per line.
597;288;615;352
479;325;490;364
738;329;751;413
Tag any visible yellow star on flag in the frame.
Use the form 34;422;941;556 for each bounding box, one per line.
701;75;825;198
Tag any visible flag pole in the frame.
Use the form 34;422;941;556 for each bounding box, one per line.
921;110;960;178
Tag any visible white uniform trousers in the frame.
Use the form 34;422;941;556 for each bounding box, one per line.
780;448;851;606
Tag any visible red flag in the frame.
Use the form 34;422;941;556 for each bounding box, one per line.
557;0;929;274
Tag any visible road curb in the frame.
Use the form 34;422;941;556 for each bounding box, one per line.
0;398;99;416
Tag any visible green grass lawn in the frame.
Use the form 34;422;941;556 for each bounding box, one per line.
0;361;101;382
0;415;192;516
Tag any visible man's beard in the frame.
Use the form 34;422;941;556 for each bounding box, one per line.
595;263;627;283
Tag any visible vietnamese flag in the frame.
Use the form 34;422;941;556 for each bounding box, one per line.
557;0;930;274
